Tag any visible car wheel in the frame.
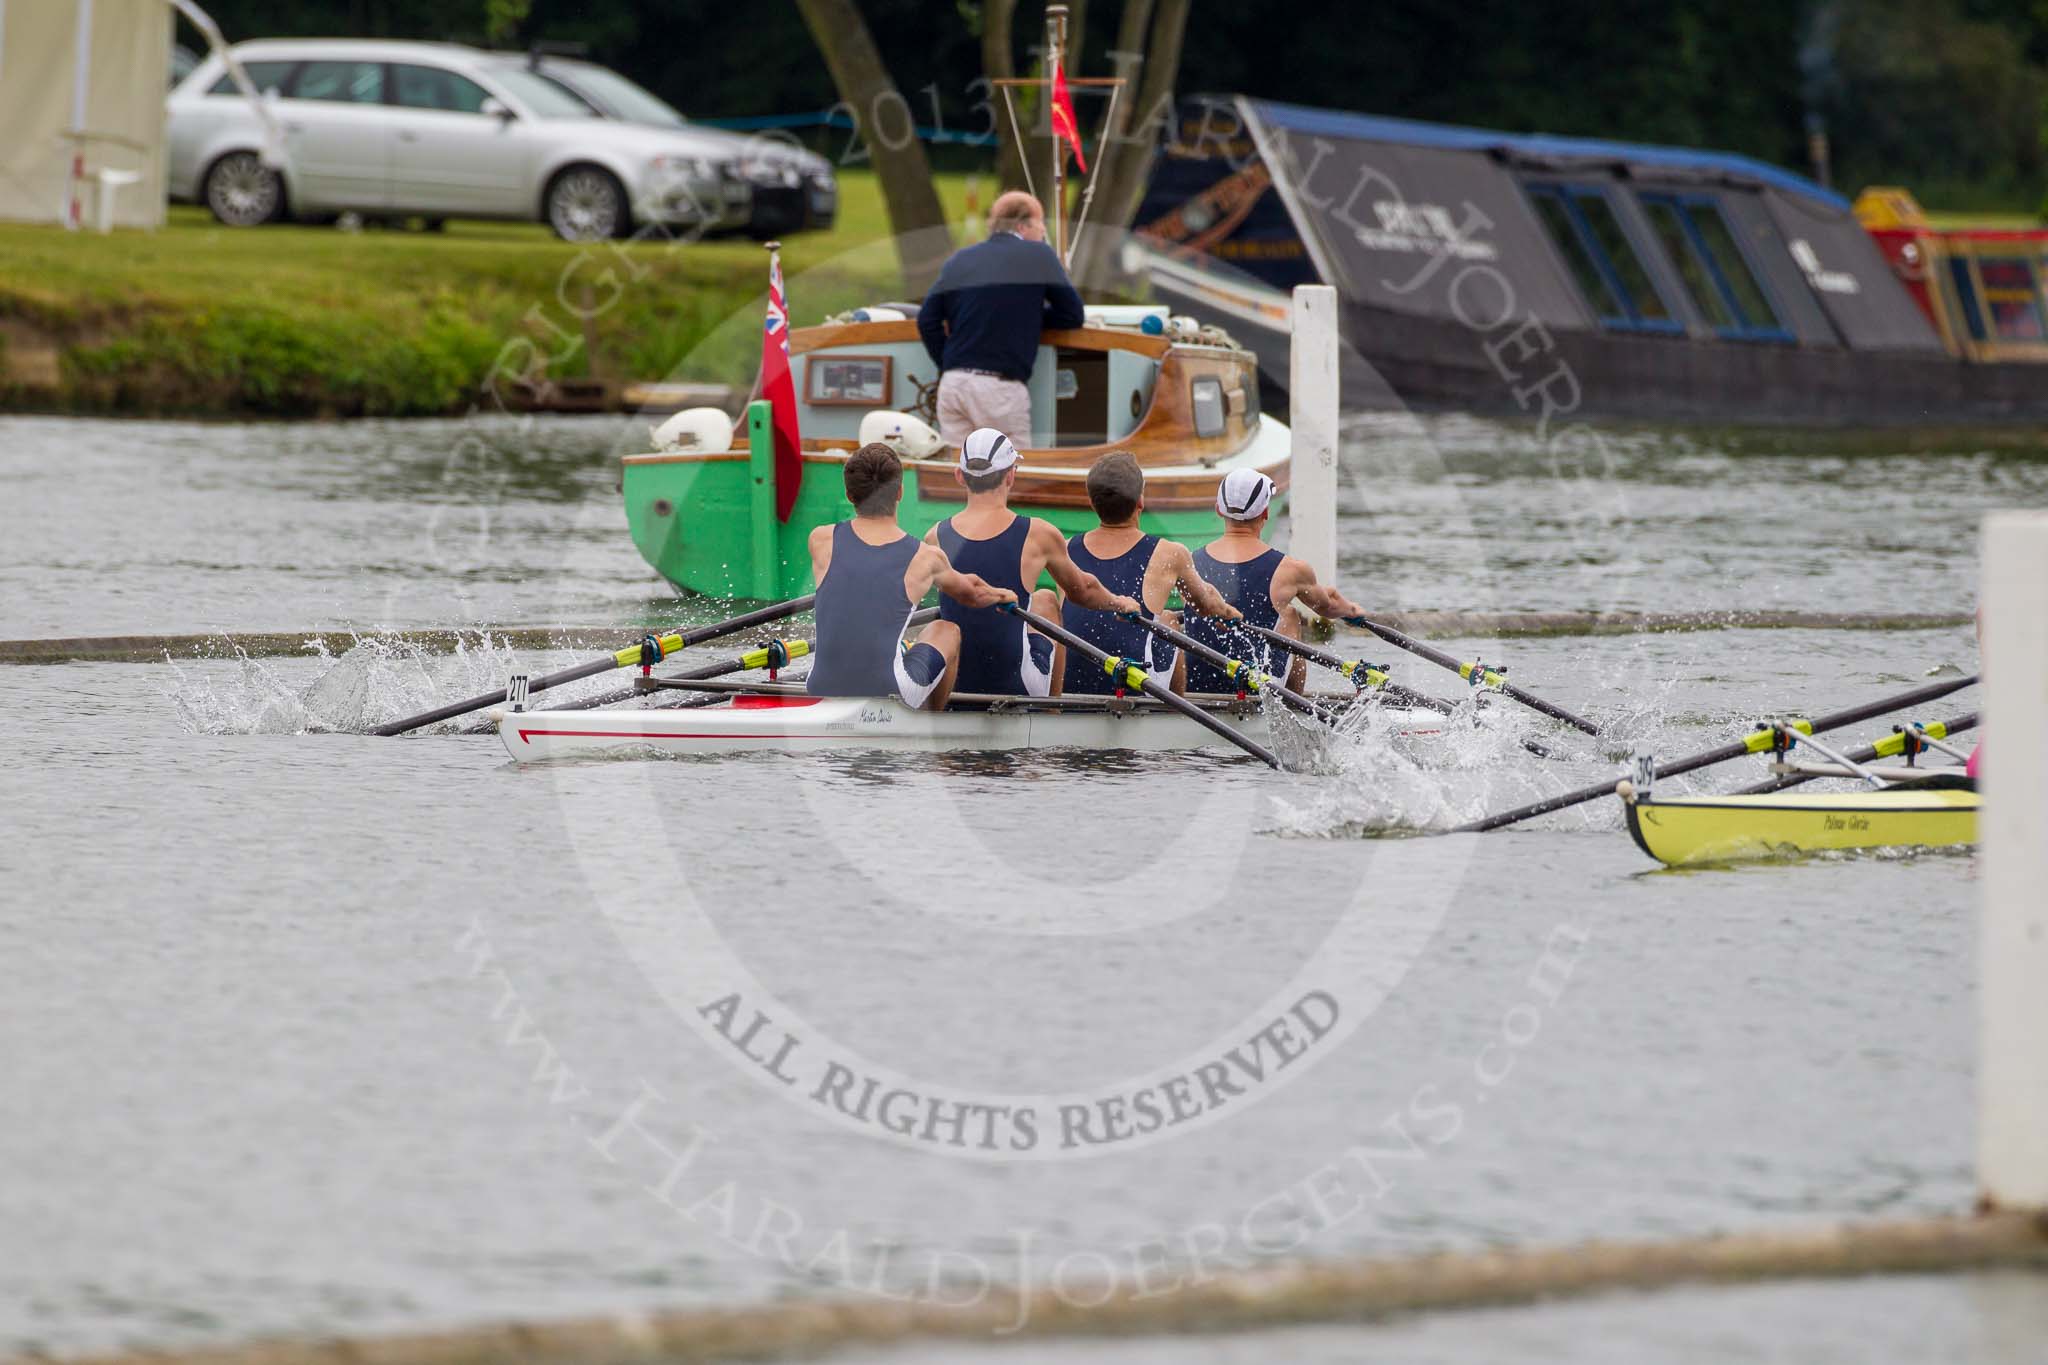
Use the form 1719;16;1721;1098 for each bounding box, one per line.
203;151;284;227
545;166;628;242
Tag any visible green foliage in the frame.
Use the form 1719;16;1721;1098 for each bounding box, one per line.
483;0;531;46
1827;0;2048;208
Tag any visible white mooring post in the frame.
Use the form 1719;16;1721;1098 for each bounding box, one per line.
1287;285;1340;588
1979;510;2048;1212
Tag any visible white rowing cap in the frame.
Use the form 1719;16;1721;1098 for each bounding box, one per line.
960;428;1021;475
1216;468;1275;520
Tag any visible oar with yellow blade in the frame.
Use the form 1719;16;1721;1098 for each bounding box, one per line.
1239;622;1575;759
1730;713;1978;795
1453;674;1978;833
1005;604;1280;769
1338;616;1602;735
372;594;817;736
1235;622;1455;716
543;637;815;714
542;607;940;716
1123;616;1331;719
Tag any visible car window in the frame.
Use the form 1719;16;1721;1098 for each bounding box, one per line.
552;63;688;128
389;63;493;114
521;70;603;115
207;60;294;96
289;60;384;104
485;66;599;119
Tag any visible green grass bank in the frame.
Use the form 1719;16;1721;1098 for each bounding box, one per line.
0;172;973;418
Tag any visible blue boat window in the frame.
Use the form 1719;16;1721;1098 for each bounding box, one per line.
1643;200;1735;329
1531;191;1624;319
1637;192;1791;342
1949;258;1987;342
1526;184;1680;334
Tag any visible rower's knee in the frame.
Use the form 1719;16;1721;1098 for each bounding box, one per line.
917;619;961;658
1030;588;1059;619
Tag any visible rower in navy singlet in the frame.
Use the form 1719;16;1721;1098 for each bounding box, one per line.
1058;451;1239;696
936;509;1048;695
805;443;1015;709
926;429;1142;696
1182;468;1369;694
1181;544;1291;693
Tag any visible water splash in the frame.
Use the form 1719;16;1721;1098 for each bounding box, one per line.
1266;640;1735;838
1266;691;1582;836
162;631;538;736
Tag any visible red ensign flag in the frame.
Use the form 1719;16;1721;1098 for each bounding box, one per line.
761;249;803;521
1050;59;1086;172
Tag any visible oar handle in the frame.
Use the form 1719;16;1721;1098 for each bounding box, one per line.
1003;604;1281;768
1344;616;1602;736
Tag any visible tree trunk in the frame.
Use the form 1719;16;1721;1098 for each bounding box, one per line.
1070;0;1189;291
982;0;1027;193
1097;0;1154;149
794;0;953;294
1064;0;1089;69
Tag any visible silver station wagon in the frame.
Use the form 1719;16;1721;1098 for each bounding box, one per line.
167;38;753;240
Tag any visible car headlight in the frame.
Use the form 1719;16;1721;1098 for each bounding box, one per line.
747;156;804;187
649;153;714;180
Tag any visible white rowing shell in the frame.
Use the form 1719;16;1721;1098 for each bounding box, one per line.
492;695;1447;764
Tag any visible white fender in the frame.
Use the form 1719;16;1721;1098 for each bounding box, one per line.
857;410;944;458
649;407;737;454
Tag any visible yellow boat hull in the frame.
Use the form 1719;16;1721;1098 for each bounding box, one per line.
1622;785;1979;867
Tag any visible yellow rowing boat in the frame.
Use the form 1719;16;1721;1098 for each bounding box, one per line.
1619;781;1979;867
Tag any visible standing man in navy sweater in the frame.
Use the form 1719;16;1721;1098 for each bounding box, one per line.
917;190;1086;450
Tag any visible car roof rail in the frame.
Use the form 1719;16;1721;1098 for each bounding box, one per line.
526;39;591;69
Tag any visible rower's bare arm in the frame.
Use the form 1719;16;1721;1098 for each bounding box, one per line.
1164;543;1240;619
917;542;1015;609
808;524;835;584
1277;558;1365;620
940;569;1015;609
1037;521;1141;615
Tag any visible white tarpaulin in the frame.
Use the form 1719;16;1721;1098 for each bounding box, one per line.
0;0;172;228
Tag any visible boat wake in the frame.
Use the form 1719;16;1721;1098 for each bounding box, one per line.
162;631;541;736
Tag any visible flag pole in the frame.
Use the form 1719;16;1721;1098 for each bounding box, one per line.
1047;3;1068;261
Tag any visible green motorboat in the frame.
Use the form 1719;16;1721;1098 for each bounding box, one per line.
622;306;1292;600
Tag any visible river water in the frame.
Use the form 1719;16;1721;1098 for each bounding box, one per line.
1;413;2043;1362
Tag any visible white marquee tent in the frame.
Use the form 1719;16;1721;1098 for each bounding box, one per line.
0;0;183;229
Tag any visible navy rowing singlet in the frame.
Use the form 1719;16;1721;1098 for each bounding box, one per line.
1181;545;1288;693
1059;533;1173;694
807;521;918;696
936;513;1047;695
